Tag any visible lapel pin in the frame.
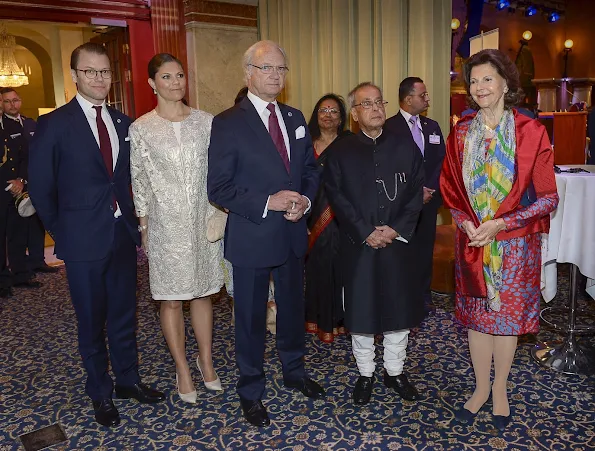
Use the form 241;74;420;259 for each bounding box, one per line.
117;118;121;123
288;112;292;117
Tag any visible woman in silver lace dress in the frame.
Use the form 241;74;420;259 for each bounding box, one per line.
130;53;224;404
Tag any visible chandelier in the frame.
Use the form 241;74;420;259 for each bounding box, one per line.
0;27;28;88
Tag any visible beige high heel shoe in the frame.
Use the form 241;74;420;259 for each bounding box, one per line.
196;355;223;391
176;373;197;404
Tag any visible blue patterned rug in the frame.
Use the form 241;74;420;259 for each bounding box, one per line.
1;254;594;450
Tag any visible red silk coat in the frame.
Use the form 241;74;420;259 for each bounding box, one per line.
440;110;558;298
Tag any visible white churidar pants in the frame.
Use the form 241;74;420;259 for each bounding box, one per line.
351;329;410;377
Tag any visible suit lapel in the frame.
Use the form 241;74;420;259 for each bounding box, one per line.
278;103;295;177
239;97;288;173
108;107;127;174
420;117;430;151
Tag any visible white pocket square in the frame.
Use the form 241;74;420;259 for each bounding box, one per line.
295;125;305;140
124;137;131;142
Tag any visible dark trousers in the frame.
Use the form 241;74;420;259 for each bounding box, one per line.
0;200;33;288
26;214;47;269
233;255;306;401
64;220;140;401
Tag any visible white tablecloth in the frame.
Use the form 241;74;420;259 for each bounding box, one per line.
541;165;595;302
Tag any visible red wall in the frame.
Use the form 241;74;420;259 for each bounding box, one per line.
127;19;156;118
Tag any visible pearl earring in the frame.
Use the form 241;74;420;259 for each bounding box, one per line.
153;89;157;94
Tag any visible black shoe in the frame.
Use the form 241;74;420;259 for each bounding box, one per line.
0;287;12;298
13;279;42;289
454;407;478;423
284;377;325;398
353;375;374;405
115;383;165;403
35;263;59;273
92;399;120;427
240;399;270;427
383;371;420;401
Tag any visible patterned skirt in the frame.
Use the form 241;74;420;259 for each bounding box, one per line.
455;233;542;335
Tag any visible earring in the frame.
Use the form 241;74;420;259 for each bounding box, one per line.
153;89;157;94
504;87;509;93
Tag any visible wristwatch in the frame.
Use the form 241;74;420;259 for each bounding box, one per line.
138;224;148;232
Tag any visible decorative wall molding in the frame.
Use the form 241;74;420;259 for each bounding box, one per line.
185;20;256;33
184;0;257;27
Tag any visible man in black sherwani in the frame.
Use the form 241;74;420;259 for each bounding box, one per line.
324;82;424;405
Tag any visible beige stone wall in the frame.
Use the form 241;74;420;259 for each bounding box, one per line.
186;22;257;115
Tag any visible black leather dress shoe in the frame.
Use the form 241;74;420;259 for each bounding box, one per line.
13;279;42;289
353;375;374;405
240;399;270;427
92;399;120;427
35;263;59;273
284;377;325;398
383;371;420;401
115;383;165;403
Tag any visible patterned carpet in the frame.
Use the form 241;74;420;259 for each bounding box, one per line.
1;254;594;451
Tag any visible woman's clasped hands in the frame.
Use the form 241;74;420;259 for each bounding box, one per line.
462;218;506;247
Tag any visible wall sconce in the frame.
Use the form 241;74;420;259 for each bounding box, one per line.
522;30;533;41
451;18;460;31
563;39;573;79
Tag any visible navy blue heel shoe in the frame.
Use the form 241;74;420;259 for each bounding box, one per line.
454;406;482;423
493;408;513;431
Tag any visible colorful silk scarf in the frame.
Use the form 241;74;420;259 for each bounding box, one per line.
462;109;516;311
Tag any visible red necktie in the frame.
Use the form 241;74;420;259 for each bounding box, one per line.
266;103;290;172
93;105;113;177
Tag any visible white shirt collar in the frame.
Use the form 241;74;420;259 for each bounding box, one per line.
5;113;21;122
400;108;416;124
247;90;278;116
76;92;106;113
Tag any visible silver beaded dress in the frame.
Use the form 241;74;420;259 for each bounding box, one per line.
130;109;224;300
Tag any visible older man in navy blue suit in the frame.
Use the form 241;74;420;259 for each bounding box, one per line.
28;42;163;428
208;40;324;427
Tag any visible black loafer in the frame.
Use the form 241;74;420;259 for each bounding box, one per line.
115;383;165;403
92;399;120;427
383;371;420;401
353;375;374;405
284;377;325;398
240;399;270;427
13;279;42;289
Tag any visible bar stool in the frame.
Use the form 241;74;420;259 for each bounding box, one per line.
532;264;595;375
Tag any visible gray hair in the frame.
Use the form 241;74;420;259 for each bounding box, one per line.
347;82;383;108
242;40;288;84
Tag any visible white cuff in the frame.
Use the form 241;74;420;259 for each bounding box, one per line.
262;196;270;218
303;195;312;214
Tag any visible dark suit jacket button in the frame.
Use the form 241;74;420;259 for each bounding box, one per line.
379;205;385;209
288;181;292;186
379;220;384;225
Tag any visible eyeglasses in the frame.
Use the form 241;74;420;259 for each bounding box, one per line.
2;99;21;104
353;100;388;109
76;69;113;79
318;107;340;116
249;64;289;75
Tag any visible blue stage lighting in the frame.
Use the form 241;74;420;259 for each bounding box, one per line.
525;6;537;17
548;11;560;22
497;1;510;10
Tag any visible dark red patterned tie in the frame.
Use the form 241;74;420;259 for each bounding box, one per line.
93;105;113;177
266;103;290;172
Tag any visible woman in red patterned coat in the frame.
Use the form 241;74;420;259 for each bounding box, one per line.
440;49;559;431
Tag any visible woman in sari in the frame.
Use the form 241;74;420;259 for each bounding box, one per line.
305;94;351;343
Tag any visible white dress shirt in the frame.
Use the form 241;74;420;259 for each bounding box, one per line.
400;108;425;154
76;93;121;217
246;90;310;218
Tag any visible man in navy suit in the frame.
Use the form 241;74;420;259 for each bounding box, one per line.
208;40;324;427
385;77;446;308
0;87;58;274
28;42;163;428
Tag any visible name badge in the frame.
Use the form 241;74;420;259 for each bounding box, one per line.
10;133;21;139
429;133;440;145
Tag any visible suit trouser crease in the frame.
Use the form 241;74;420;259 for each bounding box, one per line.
233;256;305;401
0;201;32;286
65;220;140;400
351;330;410;377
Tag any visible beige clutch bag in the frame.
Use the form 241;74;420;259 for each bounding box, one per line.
206;208;228;242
